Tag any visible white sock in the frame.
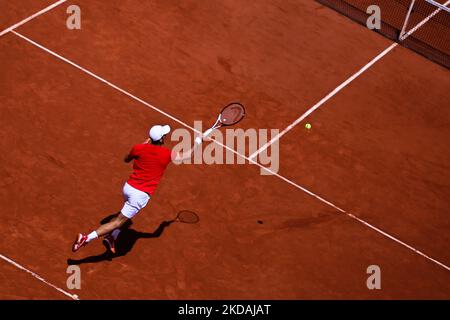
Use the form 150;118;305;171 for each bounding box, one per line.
86;231;98;242
111;229;121;240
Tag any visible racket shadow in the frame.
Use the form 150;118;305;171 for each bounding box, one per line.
67;210;199;265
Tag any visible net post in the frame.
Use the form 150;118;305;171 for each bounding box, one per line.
402;0;450;41
426;0;450;12
399;0;416;41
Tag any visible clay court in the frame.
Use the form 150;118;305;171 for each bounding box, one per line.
0;0;449;299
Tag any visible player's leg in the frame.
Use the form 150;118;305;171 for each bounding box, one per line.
103;228;121;254
102;185;150;253
95;213;129;237
72;183;150;253
72;214;128;252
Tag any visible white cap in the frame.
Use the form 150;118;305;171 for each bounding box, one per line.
149;125;171;141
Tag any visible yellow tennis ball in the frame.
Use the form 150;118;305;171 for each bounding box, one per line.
305;123;312;129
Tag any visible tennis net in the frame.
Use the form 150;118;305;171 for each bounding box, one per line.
316;0;450;68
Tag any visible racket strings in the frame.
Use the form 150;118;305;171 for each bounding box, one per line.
220;103;245;125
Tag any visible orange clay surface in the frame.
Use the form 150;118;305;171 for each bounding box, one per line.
0;0;449;299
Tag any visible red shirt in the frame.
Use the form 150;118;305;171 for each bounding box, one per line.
126;144;172;195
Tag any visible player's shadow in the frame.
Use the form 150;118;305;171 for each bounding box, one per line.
67;213;173;265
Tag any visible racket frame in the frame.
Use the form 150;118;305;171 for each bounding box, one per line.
174;211;199;224
203;102;245;138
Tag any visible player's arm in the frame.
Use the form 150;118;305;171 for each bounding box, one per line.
124;153;135;163
124;143;143;163
172;134;209;163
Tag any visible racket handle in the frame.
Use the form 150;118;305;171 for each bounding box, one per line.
203;127;214;138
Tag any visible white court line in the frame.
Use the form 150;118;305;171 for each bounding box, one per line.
0;0;79;300
10;30;346;214
346;214;450;272
249;0;450;161
11;31;450;272
400;0;450;40
0;254;79;300
249;42;398;160
0;0;67;37
0;0;77;301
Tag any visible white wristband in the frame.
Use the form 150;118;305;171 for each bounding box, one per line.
195;137;202;145
203;128;214;138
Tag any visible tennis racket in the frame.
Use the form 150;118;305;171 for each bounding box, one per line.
202;102;246;138
170;210;200;224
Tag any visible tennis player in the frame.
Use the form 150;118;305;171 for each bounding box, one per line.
72;125;203;253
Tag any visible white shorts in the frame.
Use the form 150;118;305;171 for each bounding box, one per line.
120;182;150;219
